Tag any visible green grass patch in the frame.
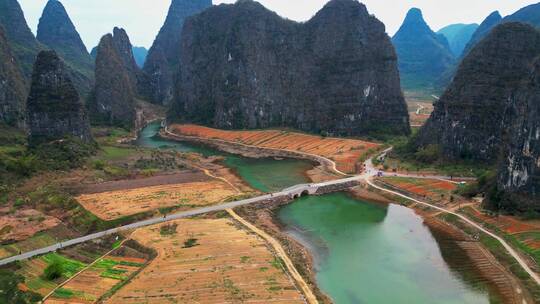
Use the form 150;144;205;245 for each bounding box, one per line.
100;146;136;161
41;253;86;279
52;287;80;299
100;268;129;280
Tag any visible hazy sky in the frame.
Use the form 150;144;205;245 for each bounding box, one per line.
18;0;539;51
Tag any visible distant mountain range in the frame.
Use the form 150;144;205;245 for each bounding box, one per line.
392;8;455;93
437;23;478;57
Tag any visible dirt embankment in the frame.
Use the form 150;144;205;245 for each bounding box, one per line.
169;124;380;174
235;198;333;304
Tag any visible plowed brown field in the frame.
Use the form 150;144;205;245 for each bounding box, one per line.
170;124;380;174
106;219;305;304
76;181;237;220
0;209;60;242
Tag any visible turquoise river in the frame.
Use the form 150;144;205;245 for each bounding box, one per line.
138;122;502;304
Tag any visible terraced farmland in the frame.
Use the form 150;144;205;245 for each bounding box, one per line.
380;177;457;203
16;253;86;297
170;124;380;174
76;181;237;220
107;218;305;303
45;256;147;304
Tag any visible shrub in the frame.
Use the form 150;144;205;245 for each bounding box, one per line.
31;137;97;171
160;223;178;236
183;238;199;248
44;261;63;280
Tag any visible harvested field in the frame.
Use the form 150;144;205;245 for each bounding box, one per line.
170;124;380;174
45;255;147;304
380;177;457;203
0;209;60;242
0;224;77;259
463;207;539;235
77;181;237;220
107;219;305;304
77;171;211;194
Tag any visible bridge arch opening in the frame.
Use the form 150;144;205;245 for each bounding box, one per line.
301;190;309;197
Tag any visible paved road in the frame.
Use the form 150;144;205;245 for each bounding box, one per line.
2;133;538;288
0;175;359;266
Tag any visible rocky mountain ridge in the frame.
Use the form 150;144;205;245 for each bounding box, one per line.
88;29;137;129
0;24;26;127
0;0;43;81
414;22;540;211
37;0;94;97
143;0;212;105
392;8;455;92
26;50;92;145
170;0;410;137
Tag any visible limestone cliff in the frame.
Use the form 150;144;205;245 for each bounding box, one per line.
494;58;540;211
415;23;540;163
0;0;43;79
26;51;92;145
143;0;212;104
0;25;26;127
36;0;94;97
170;0;410;137
88;32;136;129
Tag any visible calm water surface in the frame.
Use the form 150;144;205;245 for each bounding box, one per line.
136;122;312;192
138;122;502;304
279;193;502;304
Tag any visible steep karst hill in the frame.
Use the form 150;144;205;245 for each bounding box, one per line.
0;0;43;80
88;29;138;129
413;22;540;212
461;11;502;58
495;58;540;212
392;8;455;92
26;50;93;146
0;25;26;127
464;4;540;57
37;0;94;97
144;0;212;105
170;0;410;137
415;22;540;163
483;41;540;214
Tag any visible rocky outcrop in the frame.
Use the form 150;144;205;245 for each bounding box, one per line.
437;23;478;57
0;25;26;126
462;11;502;58
143;0;212;104
494;58;540;211
392;8;455;91
170;0;410;137
26;51;92;145
88;31;136;129
0;0;43;80
36;0;94;97
415;23;540;163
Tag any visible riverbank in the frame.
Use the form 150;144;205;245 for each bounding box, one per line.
161;125;534;303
